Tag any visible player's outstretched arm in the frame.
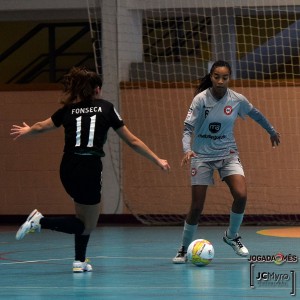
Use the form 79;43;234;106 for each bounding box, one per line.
247;107;280;148
116;125;170;172
10;118;56;140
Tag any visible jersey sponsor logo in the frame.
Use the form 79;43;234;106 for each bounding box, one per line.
224;106;233;115
191;168;197;176
198;134;226;140
71;107;102;114
209;122;221;133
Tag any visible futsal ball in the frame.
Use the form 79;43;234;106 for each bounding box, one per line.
187;239;214;266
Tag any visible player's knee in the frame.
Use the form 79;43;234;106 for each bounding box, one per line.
232;189;247;203
237;195;247;205
232;196;247;213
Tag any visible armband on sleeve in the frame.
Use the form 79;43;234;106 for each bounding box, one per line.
247;107;277;136
182;123;194;153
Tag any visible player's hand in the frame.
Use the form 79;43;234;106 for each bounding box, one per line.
158;159;171;172
181;151;197;166
270;132;280;148
10;122;31;140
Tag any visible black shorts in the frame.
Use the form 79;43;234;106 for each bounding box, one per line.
60;153;103;205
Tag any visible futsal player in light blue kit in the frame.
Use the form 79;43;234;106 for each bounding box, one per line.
173;60;280;263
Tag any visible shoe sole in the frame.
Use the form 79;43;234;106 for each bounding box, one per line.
172;257;187;264
172;260;187;264
16;209;40;240
73;268;85;273
73;267;93;273
16;222;31;240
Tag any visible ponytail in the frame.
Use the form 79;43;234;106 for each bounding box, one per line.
194;74;212;96
60;67;102;105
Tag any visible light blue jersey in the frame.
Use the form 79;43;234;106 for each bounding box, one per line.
184;88;253;161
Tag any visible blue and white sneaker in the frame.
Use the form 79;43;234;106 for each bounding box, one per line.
223;231;249;257
16;209;44;240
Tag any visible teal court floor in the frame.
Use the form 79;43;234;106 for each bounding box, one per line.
1;225;300;299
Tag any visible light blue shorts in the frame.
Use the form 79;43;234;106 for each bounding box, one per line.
190;156;245;186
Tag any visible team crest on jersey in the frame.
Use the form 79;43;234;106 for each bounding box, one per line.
191;168;197;176
224;106;233;115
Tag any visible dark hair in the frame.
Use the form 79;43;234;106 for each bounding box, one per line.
60;66;102;105
194;60;232;96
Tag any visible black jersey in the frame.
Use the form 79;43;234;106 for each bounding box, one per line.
51;99;124;156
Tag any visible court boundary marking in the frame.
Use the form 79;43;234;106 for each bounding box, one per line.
257;227;300;238
0;255;246;265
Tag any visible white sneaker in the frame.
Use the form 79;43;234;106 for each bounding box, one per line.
16;209;44;240
223;231;249;257
73;260;93;273
172;246;187;264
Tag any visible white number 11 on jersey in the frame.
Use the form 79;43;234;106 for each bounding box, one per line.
75;115;96;147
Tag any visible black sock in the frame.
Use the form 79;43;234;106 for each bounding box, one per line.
40;217;85;235
75;234;90;262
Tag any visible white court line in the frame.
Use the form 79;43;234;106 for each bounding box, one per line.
0;286;291;291
0;255;246;265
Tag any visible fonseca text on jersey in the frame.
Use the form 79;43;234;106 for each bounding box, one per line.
72;107;102;114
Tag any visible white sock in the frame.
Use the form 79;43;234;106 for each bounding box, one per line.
227;211;244;239
181;221;198;249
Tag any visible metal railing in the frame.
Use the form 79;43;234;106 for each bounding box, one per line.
1;22;93;83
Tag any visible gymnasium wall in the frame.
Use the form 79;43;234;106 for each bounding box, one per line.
1;85;299;218
1;86;72;216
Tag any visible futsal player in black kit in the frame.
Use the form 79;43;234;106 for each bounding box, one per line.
11;66;170;273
